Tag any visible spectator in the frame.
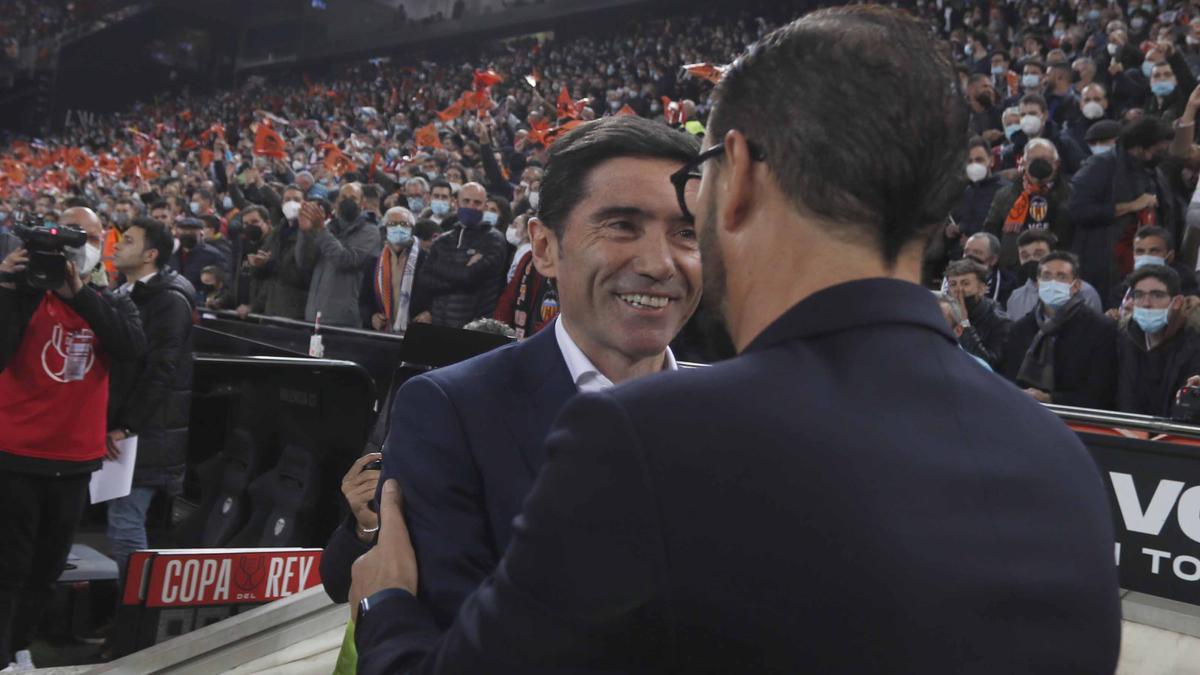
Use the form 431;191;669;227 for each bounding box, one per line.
947;137;1007;258
1117;264;1200;416
0;209;143;673
1084;119;1121;158
200;265;233;310
1107;225;1200;306
295;183;381;327
943;258;1011;368
1069;115;1174;304
1043;62;1081;128
245;189;310;320
413;218;439;254
1001;251;1117;408
102;197;138;283
232;205;272;316
169;217;228;295
954;232;1019;306
412;182;507;328
404;177;430;214
1006;229;1104;320
999;93;1086;177
426;179;456;228
985;138;1075;270
107;216;196;587
965;74;1002;140
1065;83;1111;152
1145;42;1197;121
370;206;425;333
934;291;993;371
200;214;231;262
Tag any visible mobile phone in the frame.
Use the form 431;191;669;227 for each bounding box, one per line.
362;459;382;472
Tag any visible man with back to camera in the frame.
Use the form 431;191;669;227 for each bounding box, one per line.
318;116;702;623
0;208;144;671
350;7;1121;674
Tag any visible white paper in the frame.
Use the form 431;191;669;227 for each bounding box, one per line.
89;436;138;504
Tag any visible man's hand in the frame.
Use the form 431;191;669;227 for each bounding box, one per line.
0;247;29;278
413;311;432;324
105;429;128;461
298;202;324;232
350;479;418;621
1187;375;1200;388
944;221;961;239
1025;388;1052;403
54;261;82;300
246;250;272;268
466;253;483;267
342;453;382;543
235;304;253;319
371;313;387;331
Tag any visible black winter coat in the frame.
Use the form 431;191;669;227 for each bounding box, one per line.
414;223;507;328
109;268;196;485
1116;322;1200;418
1001;305;1118;410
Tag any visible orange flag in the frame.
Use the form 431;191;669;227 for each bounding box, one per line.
0;158;26;185
320;143;356;176
556;87;576;120
120;155;141;178
616;104;637;117
473;69;504;89
414;123;442;149
367;152;382;179
199;148;215;168
254;122;287;159
682;63;727;85
662;96;686;125
199;123;226;143
540;120;585;147
437;98;466;122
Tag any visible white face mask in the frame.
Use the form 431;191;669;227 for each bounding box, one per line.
966;162;989;183
83;243;102;276
281;200;302;221
1020;114;1043;136
449;181;462;194
1082;101;1105;120
506;226;523;247
528;191;540;210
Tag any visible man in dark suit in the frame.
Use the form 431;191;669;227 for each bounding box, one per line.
351;7;1122;673
319;116;702;619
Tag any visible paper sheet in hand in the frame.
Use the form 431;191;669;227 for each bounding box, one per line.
89;437;137;504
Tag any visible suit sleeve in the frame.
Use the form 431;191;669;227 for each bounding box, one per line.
379;375;500;628
321;514;374;604
357;391;668;675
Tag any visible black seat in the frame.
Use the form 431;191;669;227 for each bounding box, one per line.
229;443;322;548
177;428;265;547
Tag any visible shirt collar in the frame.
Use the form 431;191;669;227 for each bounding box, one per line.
121;271;158;293
554;317;677;393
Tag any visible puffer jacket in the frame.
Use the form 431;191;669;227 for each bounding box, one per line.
414;222;507;328
108;267;196;488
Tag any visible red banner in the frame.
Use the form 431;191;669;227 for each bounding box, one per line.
141;549;323;608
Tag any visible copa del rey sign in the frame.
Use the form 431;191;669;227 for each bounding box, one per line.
142;549;323;608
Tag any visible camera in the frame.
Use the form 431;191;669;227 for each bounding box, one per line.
13;217;88;290
1172;385;1200;423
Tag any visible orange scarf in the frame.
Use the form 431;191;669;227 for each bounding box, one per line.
1003;175;1051;234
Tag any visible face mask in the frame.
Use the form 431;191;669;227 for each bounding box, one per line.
407;196;426;212
386;224;414;246
506;226;523;247
1018;260;1040;285
1152;80;1176;97
1022;74;1042;89
170;170;180;179
179;233;198;250
528;191;540;210
1132;17;1147;31
1038;279;1073;308
222;196;234;211
1134;254;1167;269
1027;157;1054;181
991;65;1006;76
282;200;301;221
190;201;202;215
1133;306;1170;333
112;211;129;227
1143;60;1156;78
1020;114;1044;136
975;92;994;108
201;283;216;295
292;160;304;171
1089;143;1115;155
966;162;989;182
1005;124;1022;140
482;211;499;226
430;199;451;216
1089;9;1102;21
83;243;101;276
457;207;483;227
449;182;462;194
1082;101;1105;119
1108;42;1120;56
337;199;361;222
964;43;975;58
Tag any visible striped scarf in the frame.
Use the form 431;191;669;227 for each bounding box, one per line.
374;243;419;332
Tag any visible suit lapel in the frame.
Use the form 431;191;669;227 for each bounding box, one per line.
500;322;576;476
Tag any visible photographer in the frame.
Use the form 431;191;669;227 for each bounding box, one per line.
0;208;144;671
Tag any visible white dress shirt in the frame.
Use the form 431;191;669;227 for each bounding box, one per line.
118;272;158;295
554;317;677;393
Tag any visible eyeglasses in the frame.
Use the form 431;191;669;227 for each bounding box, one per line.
669;140;767;223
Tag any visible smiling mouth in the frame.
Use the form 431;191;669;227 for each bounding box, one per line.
617;293;671;310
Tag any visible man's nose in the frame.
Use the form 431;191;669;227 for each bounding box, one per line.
631;231;677;283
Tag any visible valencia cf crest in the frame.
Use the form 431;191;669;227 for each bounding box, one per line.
540;295;560;324
1029;195;1049;225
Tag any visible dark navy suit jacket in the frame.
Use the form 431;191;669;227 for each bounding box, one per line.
358;279;1121;674
379;320;575;627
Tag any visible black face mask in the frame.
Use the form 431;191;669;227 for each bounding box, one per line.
1027;157;1054;181
337;199;361;223
201;283;216;295
975;92;995;108
242;225;263;243
179;233;198;250
1019;260;1040;284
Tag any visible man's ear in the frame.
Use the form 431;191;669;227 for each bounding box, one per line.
719;129;759;235
528;217;559;280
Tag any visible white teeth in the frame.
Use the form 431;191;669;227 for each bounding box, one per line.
618;294;669;309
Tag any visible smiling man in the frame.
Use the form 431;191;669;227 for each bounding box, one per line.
318;116;701;624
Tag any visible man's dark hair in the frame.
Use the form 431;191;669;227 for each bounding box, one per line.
967;136;989;154
992;49;1011;64
63;196;93;210
199;215;221;233
283;183;304;196
966;73;991;89
538;115;699;239
707;6;967;264
241;204;270;223
487;194;513;228
1047;63;1072;78
191;189;213;204
413;218;440;242
945;258;988;284
429;178;453;195
1126;264;1182;297
1017;229;1058;248
1135;225;1175;251
362;184;383;203
1121;116;1173;150
129;216;173;269
148;200;169;212
116;196;137;209
1021;58;1047;74
200;265;227;284
1019;93;1048;113
1038;250;1080;279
